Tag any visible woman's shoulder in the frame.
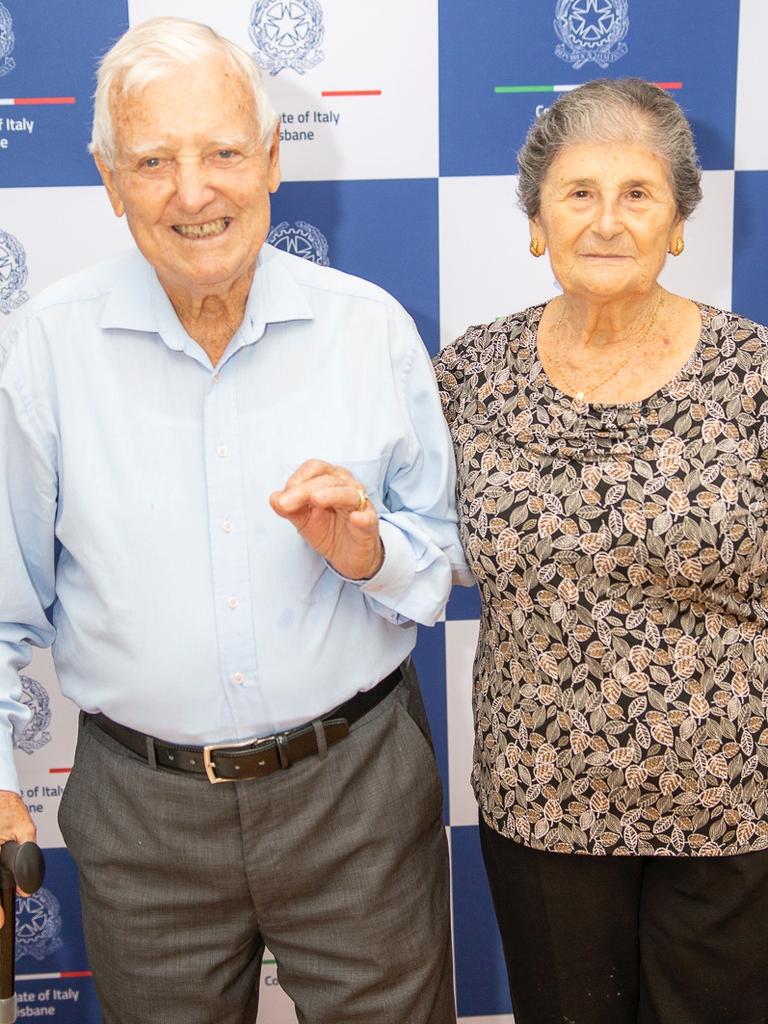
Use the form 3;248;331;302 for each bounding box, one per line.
695;302;768;382
433;303;545;383
698;302;768;342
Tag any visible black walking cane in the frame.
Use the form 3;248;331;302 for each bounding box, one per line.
0;841;45;1024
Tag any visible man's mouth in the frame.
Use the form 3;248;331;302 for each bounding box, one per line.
172;217;232;239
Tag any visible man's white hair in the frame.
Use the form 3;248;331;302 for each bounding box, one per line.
90;16;278;167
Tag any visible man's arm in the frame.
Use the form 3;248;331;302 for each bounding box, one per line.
0;335;58;860
271;309;470;625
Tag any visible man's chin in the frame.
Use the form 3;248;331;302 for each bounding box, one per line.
158;261;258;303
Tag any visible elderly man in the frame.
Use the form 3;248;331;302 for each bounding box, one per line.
0;17;465;1024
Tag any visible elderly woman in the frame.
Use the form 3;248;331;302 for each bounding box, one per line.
435;78;768;1024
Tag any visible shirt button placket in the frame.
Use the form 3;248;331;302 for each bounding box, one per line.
205;365;258;707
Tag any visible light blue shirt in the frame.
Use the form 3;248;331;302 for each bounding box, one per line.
0;244;467;792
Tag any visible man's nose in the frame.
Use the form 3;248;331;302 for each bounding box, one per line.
173;159;216;211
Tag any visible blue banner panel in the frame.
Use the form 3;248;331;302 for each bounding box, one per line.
269;178;440;353
14;848;100;1022
451;824;513;1017
439;0;740;177
0;1;128;187
413;622;450;821
732;170;768;326
447;583;481;621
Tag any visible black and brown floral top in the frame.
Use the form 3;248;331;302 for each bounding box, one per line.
435;302;768;856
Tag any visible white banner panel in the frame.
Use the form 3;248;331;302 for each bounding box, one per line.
126;0;438;181
0;186;132;315
735;0;768;169
446;619;480;830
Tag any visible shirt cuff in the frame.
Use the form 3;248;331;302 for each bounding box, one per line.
0;757;21;795
330;519;416;599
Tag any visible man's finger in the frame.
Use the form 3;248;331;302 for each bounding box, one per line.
269;475;342;519
274;481;372;516
282;459;354;490
272;474;352;512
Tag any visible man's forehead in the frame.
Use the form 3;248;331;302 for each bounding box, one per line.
111;58;255;119
111;69;260;151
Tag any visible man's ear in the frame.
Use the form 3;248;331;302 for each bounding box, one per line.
267;123;281;195
93;153;126;217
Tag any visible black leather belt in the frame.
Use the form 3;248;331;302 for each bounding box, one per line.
86;664;404;783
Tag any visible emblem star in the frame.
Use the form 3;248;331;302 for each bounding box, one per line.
265;2;309;46
570;0;614;41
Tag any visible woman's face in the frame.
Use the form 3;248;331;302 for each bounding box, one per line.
530;139;683;304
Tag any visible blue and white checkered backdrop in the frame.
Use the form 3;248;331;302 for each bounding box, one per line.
2;1;766;1020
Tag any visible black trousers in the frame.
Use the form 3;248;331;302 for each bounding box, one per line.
479;813;768;1024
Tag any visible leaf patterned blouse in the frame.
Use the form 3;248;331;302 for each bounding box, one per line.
434;302;768;856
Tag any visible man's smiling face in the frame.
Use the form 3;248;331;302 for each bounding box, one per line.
95;54;280;304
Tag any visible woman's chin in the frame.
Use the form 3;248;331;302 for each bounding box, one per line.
569;272;643;301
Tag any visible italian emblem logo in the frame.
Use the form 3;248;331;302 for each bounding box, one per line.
15;676;52;755
268;221;330;266
249;0;325;75
0;3;15;77
16;888;64;962
0;229;29;315
554;0;629;70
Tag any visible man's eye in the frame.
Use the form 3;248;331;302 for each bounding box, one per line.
136;157;170;175
209;149;244;165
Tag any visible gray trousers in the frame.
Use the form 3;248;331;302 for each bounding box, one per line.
58;664;456;1024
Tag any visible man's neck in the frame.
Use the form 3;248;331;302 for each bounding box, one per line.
161;270;255;366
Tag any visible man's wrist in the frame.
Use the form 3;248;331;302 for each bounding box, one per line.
329;539;386;582
350;539;385;581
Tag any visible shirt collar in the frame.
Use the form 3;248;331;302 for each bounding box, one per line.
238;243;315;347
99;244;315;356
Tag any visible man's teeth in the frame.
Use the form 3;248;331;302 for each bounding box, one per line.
173;218;231;238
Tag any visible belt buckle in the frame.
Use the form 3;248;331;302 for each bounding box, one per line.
202;735;273;784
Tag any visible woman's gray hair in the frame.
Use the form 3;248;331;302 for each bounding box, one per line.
90;17;278;167
517;77;702;221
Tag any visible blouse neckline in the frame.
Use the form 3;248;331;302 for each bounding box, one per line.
526;299;712;414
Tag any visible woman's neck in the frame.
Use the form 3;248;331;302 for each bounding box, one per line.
538;288;702;405
554;286;665;351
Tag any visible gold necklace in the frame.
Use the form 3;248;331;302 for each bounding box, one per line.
551;289;665;403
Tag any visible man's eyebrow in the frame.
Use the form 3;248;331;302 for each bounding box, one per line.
119;142;171;158
120;136;256;157
207;137;256;149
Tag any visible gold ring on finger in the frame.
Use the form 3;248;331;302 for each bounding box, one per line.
356;488;368;512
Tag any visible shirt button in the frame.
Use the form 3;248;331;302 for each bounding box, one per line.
217;445;228;458
227;596;239;609
223;519;233;533
231;672;245;685
212;371;221;382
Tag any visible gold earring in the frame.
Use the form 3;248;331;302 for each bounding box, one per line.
670;238;684;256
529;238;545;257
